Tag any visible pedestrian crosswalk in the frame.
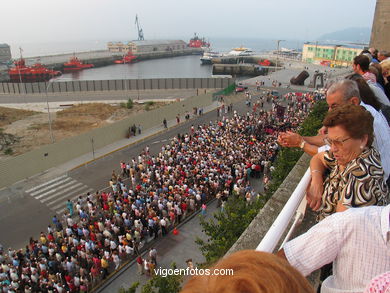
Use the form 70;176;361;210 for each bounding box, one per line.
25;175;93;215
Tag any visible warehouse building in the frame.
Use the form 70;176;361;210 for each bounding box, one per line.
107;40;188;54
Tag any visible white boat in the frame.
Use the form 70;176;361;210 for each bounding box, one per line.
200;51;223;65
226;46;254;56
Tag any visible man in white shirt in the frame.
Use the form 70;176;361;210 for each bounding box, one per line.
278;79;390;188
277;205;390;293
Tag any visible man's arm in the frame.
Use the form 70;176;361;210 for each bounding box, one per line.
277;131;325;156
278;131;325;148
303;134;326;147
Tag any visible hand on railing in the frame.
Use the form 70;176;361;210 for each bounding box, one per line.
306;178;323;211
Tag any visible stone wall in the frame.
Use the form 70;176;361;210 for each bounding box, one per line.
370;0;390;51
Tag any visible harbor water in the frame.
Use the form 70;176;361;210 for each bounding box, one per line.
9;38;305;82
56;55;213;81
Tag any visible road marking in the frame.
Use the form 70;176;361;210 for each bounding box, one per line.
25;174;68;193
33;178;74;199
45;184;89;207
40;182;83;203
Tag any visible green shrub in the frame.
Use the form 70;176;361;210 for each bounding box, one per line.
123;263;182;293
4;148;13;155
196;196;264;266
126;98;134;109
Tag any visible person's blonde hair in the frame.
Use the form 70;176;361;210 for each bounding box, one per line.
180;250;314;293
380;59;390;75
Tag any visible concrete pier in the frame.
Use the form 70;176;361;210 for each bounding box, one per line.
212;63;279;77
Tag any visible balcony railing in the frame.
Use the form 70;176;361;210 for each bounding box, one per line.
256;168;311;253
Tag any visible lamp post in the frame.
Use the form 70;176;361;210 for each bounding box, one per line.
45;78;56;143
276;40;285;71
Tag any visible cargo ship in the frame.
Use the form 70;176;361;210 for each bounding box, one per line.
114;52;137;64
8;58;62;82
188;33;210;48
63;56;94;72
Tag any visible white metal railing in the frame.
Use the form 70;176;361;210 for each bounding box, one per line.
256;168;312;253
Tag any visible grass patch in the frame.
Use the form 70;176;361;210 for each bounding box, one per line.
0;107;38;127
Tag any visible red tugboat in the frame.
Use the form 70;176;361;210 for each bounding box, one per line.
188;33;210;48
8;58;62;83
63;56;94;72
114;52;137;64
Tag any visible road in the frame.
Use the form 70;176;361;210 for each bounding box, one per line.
0;87;277;250
0;89;207;104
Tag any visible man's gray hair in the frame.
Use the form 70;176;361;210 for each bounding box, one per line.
379;50;390;57
326;79;361;102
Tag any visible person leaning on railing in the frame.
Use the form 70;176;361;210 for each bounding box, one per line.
278;79;390;192
277;205;390;293
307;104;388;219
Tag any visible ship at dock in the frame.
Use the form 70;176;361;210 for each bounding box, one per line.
63;56;94;72
8;58;61;83
200;50;223;65
114;52;137;64
226;47;254;56
188;33;210;49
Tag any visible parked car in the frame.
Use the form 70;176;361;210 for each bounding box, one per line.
235;85;248;92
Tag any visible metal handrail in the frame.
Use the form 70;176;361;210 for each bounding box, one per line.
256;168;311;253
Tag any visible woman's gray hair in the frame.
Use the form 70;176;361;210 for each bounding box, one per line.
326;79;361;102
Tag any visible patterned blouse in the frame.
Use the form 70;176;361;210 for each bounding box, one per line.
320;147;388;219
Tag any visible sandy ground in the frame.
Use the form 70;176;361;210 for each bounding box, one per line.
0;102;168;159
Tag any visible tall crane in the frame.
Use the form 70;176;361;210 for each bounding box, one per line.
135;14;144;41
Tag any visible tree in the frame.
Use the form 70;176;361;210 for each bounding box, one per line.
141;263;183;293
118;282;139;293
122;263;183;293
195;196;264;266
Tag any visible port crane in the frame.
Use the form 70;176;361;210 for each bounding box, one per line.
135;14;144;41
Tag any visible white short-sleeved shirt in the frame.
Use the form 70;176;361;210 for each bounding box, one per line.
284;205;390;293
361;102;390;181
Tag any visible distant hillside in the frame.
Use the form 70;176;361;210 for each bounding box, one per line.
318;27;370;43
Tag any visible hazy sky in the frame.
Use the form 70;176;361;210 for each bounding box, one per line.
0;0;376;43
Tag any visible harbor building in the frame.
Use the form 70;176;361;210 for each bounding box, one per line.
370;0;390;51
302;43;362;67
107;40;188;54
0;44;11;81
0;44;11;64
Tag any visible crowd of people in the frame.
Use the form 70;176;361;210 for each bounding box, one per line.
0;87;317;292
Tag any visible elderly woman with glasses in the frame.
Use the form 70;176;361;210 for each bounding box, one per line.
307;104;388;219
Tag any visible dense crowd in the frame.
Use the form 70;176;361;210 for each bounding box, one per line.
0;92;316;293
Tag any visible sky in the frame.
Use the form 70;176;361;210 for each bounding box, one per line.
0;0;376;44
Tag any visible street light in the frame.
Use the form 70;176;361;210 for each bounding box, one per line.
276;40;285;71
45;78;56;143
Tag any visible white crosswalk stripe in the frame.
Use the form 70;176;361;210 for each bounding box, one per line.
25;175;92;214
25;175;68;193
